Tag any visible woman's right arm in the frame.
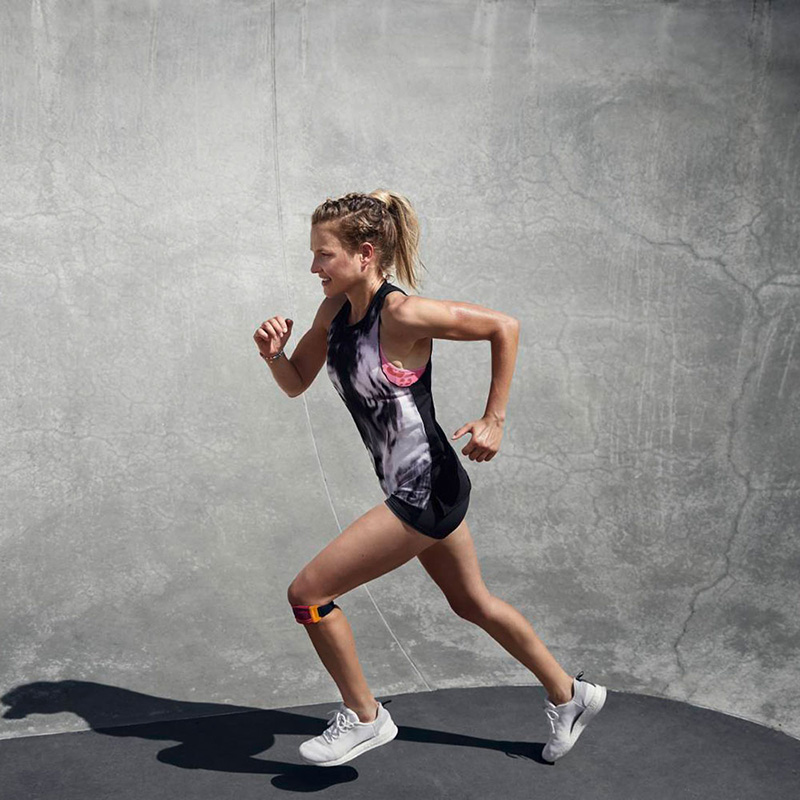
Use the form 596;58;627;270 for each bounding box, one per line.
254;295;344;398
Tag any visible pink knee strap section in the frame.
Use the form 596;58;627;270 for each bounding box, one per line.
292;600;338;624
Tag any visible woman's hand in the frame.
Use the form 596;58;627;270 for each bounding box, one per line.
254;315;293;360
452;415;505;462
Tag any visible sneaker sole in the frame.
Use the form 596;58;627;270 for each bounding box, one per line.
299;717;399;767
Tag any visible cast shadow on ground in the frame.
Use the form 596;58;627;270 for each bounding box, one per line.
1;680;548;791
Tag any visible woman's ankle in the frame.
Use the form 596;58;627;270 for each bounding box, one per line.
546;680;575;706
348;699;379;723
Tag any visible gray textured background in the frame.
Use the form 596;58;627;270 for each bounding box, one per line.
2;0;799;741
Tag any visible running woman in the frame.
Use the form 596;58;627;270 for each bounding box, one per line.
253;190;606;767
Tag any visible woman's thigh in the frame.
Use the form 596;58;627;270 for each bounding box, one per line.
288;501;440;605
415;517;492;616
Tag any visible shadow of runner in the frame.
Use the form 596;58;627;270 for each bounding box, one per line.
1;681;548;791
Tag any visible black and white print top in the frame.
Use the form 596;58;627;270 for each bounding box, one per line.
326;279;471;539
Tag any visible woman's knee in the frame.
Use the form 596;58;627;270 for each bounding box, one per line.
287;570;327;606
450;592;495;623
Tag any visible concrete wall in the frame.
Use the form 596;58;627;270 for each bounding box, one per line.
2;0;798;740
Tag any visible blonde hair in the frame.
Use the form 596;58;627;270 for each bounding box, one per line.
311;189;428;292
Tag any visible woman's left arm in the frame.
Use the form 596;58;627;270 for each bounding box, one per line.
391;296;520;463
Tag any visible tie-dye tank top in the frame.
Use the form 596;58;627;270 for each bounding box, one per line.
326;279;471;539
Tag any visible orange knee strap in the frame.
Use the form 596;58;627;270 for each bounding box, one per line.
291;600;338;624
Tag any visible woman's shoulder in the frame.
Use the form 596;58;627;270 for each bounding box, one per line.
380;290;432;362
380;288;418;341
381;286;414;317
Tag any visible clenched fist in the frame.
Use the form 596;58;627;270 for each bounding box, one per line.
254;315;293;361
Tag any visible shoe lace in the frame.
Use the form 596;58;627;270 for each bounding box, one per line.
545;706;560;735
322;707;355;743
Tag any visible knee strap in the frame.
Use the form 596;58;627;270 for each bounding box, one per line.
292;600;339;624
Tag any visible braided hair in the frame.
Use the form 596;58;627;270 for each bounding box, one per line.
311;189;427;292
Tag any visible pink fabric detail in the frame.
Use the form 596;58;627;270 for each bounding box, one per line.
380;342;425;386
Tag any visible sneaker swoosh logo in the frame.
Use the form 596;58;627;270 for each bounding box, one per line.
569;708;584;734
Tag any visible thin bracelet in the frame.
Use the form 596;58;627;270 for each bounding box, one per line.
262;348;285;364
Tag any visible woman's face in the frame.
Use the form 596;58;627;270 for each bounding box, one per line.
310;223;371;293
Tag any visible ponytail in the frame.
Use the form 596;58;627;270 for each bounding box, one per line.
311;189;428;292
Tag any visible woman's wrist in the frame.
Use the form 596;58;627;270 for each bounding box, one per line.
261;348;285;365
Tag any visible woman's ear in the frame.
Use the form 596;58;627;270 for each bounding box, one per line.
360;241;375;263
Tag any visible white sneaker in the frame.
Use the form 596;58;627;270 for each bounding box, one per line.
542;671;607;762
299;700;398;767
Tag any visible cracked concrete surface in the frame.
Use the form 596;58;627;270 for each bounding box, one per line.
1;0;798;742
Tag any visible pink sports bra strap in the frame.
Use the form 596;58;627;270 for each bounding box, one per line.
380;342;425;386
